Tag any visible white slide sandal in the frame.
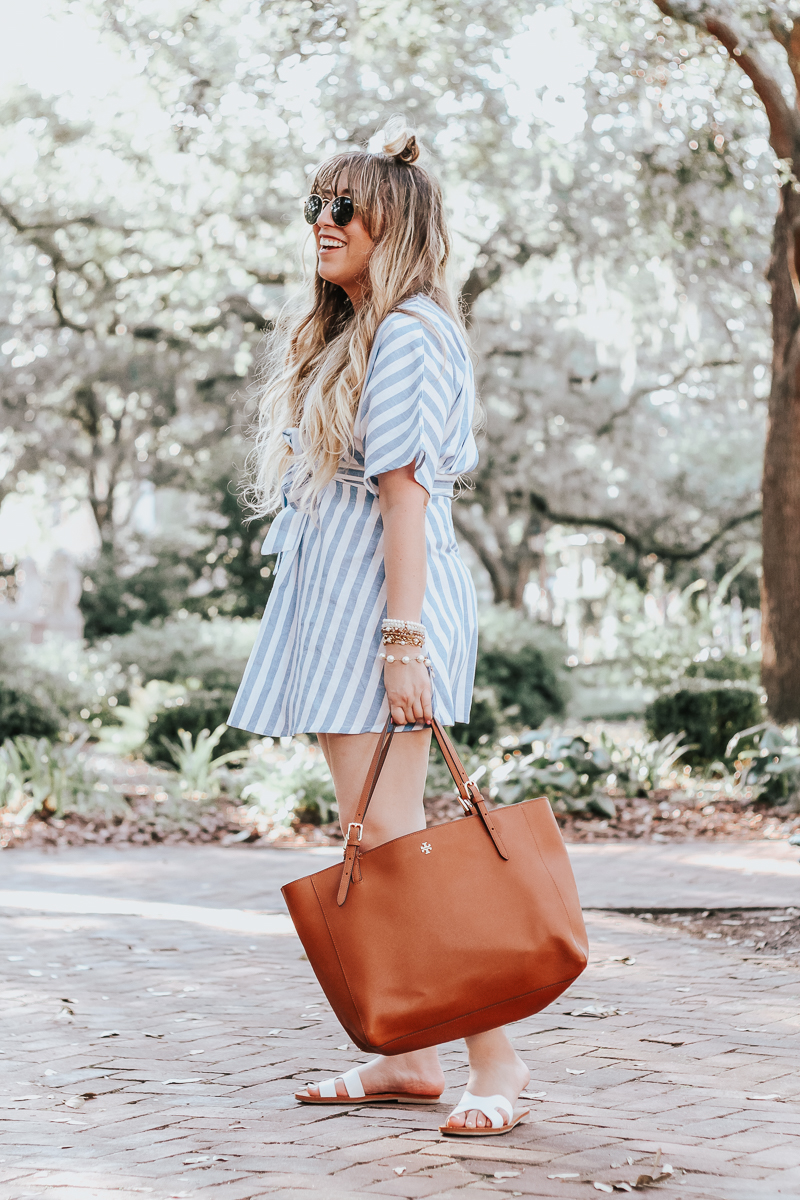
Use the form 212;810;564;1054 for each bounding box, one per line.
296;1066;442;1105
439;1090;530;1136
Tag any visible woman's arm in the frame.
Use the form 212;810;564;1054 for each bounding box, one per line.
378;462;433;726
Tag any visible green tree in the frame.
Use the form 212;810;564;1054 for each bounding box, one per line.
632;0;800;719
0;0;774;675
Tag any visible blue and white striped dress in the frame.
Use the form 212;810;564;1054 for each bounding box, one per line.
228;295;479;736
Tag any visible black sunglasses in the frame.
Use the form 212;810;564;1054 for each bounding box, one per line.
303;193;355;227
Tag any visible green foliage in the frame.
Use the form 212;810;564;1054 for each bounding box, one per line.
453;608;571;744
93;679;188;757
101;613;256;691
0;0;768;616
147;690;252;763
490;732;613;815
646;686;763;767
477;644;568;727
726;723;800;806
95;615;257;757
160;724;245;798
0;631;95;736
81;480;273;640
0;735;130;826
0;682;62;742
480;725;693;816
238;741;338;830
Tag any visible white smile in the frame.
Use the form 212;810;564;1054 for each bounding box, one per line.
319;236;346;250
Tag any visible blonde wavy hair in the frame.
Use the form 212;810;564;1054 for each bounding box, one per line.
246;118;466;516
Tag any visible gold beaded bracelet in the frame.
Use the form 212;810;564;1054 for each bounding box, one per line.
381;618;426;649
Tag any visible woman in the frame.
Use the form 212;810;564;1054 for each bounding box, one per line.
228;119;530;1135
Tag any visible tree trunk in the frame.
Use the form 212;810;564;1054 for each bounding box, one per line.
762;189;800;719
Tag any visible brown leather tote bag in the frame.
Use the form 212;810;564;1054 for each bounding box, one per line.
282;718;588;1056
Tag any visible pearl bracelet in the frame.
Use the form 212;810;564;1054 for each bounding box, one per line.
379;652;431;666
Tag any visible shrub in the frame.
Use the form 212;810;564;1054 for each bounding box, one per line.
0;631;98;738
94;616;259;757
452;607;570;745
145;688;253;762
0;682;62;742
645;685;763;766
0;735;130;826
727;723;800;805
238;741;338;830
102;614;257;693
81;477;272;640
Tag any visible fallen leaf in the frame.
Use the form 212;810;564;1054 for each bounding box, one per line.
144;1032;163;1039
593;1184;614;1194
569;1005;620;1018
98;1030;120;1038
336;1044;349;1050
548;1174;581;1179
146;989;172;996
183;1157;210;1164
566;1068;585;1075
608;956;636;966
494;1170;521;1179
747;1093;783;1101
734;1027;758;1033
640;1037;685;1047
64;1096;85;1109
520;1091;547;1100
635;1168;673;1187
13;1096;39;1102
675;986;691;992
163;1077;204;1085
29;969;43;977
393;1167;405;1176
611;1183;633;1193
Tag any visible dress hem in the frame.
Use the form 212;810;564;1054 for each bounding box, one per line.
226;716;463;737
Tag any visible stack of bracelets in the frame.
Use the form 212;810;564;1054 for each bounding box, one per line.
378;618;432;666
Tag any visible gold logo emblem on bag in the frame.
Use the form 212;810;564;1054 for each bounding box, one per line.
420;842;432;854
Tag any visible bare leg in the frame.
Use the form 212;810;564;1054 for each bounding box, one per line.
298;728;445;1100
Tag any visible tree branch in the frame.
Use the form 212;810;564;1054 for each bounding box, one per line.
595;358;738;436
451;509;509;601
458;224;558;323
525;488;761;562
653;1;800;158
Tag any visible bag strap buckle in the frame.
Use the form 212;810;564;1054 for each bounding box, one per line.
346;821;364;844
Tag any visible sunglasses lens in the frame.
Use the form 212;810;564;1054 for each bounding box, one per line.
330;196;355;227
304;195;323;224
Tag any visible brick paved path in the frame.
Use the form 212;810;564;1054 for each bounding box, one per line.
2;845;800;1200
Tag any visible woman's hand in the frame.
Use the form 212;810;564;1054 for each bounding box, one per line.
383;657;433;726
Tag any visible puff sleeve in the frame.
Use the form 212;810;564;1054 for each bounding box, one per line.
357;312;450;498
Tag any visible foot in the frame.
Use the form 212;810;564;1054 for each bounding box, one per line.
297;1050;445;1101
444;1050;529;1131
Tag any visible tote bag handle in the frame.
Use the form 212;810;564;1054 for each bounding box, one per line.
337;717;508;906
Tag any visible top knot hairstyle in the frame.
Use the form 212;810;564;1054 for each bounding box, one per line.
247;116;466;515
381;115;420;164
